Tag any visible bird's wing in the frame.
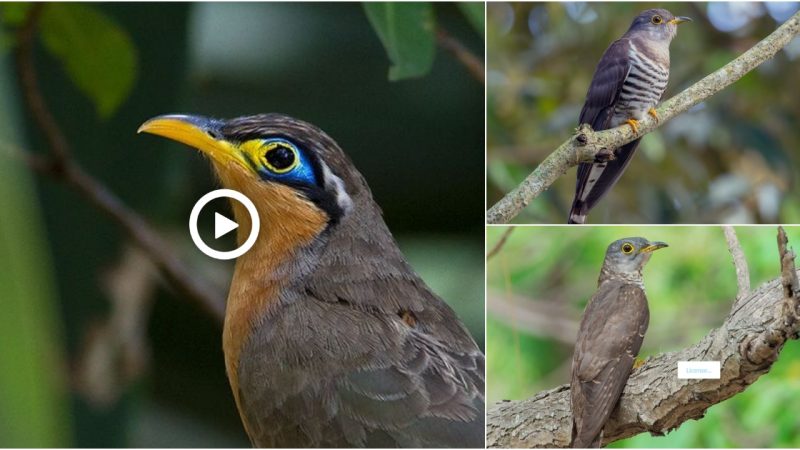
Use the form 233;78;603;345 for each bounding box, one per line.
570;38;634;224
570;282;649;447
237;289;484;448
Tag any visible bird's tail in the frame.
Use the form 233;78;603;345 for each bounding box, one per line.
567;139;641;224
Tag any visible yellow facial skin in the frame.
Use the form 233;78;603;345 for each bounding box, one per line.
138;114;329;433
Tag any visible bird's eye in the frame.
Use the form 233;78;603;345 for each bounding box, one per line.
262;141;298;174
621;243;635;254
651;15;663;24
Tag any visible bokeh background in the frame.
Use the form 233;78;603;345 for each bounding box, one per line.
487;225;800;447
0;3;483;447
487;2;800;224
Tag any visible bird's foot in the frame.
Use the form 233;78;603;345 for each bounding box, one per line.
632;357;646;371
594;147;616;163
648;107;659;122
625;118;640;134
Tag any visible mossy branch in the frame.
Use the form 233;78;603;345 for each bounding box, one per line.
486;11;800;224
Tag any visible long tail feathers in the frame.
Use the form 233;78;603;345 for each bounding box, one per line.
567;138;641;224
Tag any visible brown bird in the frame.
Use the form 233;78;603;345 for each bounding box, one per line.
138;113;485;447
570;237;666;447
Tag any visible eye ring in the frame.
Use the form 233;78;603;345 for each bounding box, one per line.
261;140;299;174
621;243;635;254
651;15;663;24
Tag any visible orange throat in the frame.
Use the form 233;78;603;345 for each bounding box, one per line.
214;162;328;430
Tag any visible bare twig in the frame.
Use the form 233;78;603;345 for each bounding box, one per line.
486;226;515;260
487;290;578;345
436;26;485;84
487;227;800;448
13;6;225;322
486;11;800;224
723;226;750;308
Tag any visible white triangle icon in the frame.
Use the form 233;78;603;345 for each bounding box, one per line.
214;212;239;239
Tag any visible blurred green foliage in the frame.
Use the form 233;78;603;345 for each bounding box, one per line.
487;225;800;447
0;2;483;447
364;3;436;80
0;51;70;448
487;2;800;224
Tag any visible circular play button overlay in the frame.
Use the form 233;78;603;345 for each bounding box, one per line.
189;189;260;260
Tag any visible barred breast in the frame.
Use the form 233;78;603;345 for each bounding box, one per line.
611;40;670;126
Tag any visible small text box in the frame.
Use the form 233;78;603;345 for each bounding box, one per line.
677;361;720;379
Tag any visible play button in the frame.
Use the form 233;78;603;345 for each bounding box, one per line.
214;213;239;239
189;189;260;260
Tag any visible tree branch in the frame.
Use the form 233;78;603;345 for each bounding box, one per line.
13;6;226;323
486;11;800;224
486;227;800;448
486;226;515;260
436;26;485;84
723;226;750;308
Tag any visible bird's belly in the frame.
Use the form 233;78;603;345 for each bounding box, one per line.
611;55;668;125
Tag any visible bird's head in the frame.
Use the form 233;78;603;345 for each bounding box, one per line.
627;8;691;42
138;113;361;248
602;237;668;276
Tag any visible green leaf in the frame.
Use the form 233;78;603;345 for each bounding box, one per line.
38;3;137;118
0;3;33;26
458;2;484;37
363;2;435;81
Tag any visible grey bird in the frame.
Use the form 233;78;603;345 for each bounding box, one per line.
568;9;691;224
570;237;667;448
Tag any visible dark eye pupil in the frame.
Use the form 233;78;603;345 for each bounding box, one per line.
266;146;295;170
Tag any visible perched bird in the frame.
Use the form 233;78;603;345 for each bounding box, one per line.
138;114;484;447
568;9;691;224
570;237;667;448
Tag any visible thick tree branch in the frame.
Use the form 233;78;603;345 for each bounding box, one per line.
487;227;800;448
13;6;226;322
487;11;800;224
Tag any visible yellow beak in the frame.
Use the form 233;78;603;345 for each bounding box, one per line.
640;242;669;253
668;16;692;25
138;114;248;169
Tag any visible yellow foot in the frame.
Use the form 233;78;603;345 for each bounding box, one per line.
648;107;659;122
632;357;646;370
625;118;640;134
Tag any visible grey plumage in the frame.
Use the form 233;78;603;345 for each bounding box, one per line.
569;9;690;224
570;237;667;448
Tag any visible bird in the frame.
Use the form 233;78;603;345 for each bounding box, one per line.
568;9;691;224
137;113;485;448
570;237;667;448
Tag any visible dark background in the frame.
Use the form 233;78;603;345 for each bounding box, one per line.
0;3;484;446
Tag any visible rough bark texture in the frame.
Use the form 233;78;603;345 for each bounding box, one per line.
486;11;800;224
486;228;800;448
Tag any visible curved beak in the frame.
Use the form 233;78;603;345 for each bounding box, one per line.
668;16;692;25
138;114;248;169
640;241;668;253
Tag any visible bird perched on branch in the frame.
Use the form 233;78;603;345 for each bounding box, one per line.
570;237;667;448
568;9;691;224
138;114;485;447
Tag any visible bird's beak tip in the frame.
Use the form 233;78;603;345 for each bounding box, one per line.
641;242;668;253
671;16;692;25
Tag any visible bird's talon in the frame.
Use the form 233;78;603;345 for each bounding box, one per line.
648;108;659;122
632;357;646;371
625;119;640;135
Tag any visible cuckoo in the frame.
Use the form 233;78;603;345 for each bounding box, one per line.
138;114;485;447
570;237;667;448
568;9;691;224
